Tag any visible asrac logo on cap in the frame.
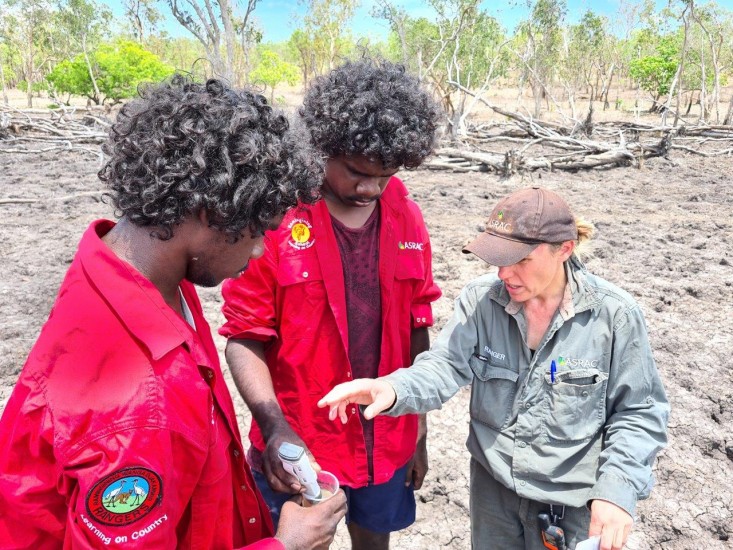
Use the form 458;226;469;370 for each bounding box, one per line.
487;212;512;233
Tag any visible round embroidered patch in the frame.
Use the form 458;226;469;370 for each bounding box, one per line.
291;222;311;243
287;219;314;250
86;466;163;526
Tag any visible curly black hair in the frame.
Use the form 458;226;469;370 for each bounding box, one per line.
299;59;441;169
99;75;322;241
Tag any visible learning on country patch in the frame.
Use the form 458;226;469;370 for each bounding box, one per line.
86;466;163;526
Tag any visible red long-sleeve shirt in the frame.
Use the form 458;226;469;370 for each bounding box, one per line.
220;177;442;488
0;220;282;549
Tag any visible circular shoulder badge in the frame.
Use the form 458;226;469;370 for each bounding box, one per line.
86;466;163;526
288;218;314;250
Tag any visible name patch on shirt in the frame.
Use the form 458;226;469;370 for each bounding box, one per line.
86;466;163;526
483;346;506;361
288;219;314;250
398;240;424;251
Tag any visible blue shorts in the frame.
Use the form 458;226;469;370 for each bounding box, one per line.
253;463;416;534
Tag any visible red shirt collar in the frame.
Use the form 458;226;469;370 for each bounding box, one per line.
78;220;196;361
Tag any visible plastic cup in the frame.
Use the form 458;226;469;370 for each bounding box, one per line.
303;470;339;506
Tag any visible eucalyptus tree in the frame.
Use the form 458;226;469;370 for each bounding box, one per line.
514;0;567;118
288;0;358;84
56;0;112;105
6;0;55;107
123;0;162;43
249;47;299;103
164;0;258;83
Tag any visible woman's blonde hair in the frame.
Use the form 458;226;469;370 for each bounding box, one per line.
573;216;595;259
549;216;595;260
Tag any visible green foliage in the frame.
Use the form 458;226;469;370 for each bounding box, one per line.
46;40;174;103
46;58;93;100
629;36;679;99
17;79;49;92
287;0;358;81
96;40;174;101
144;34;207;75
250;48;299;101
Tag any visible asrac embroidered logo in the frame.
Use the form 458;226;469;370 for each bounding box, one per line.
398;241;424;251
487;217;512;232
558;355;600;368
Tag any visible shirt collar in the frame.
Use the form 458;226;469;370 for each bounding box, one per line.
78;220;195;360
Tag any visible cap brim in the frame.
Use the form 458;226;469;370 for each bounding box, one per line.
462;232;540;267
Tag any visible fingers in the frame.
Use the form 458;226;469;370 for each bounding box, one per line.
322;488;347;518
599;525;624;550
264;458;300;494
412;467;426;490
317;381;365;409
404;459;415;487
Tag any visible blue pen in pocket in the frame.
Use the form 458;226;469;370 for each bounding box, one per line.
550;360;557;384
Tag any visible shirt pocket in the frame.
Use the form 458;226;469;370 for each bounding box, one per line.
542;368;609;442
277;255;327;340
469;354;519;430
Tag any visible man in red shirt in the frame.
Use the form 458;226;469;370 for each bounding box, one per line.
0;77;346;549
220;60;441;550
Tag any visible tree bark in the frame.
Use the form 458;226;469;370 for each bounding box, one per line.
0;53;8;105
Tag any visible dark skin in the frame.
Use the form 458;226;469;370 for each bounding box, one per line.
103;213;347;550
227;154;432;550
227;327;429;550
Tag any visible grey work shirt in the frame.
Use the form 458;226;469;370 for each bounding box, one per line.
385;256;669;516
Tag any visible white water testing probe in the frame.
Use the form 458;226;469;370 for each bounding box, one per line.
278;442;321;501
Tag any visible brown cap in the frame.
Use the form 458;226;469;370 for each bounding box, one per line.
463;186;578;266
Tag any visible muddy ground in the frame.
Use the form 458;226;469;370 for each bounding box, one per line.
1;144;731;549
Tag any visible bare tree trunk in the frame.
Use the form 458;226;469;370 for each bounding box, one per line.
81;35;101;104
699;34;706;122
601;64;615;111
532;79;543;118
665;2;692;126
25;23;34;108
723;93;733;125
0;54;8;105
695;12;722;123
686;91;694;115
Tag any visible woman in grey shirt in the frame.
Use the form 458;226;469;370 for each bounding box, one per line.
319;187;669;550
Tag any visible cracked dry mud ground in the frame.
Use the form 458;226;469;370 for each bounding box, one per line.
1;149;731;549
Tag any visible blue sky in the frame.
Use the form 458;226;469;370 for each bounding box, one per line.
105;0;733;43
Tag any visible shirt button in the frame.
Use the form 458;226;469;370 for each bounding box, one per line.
240;484;247;491
303;271;309;278
524;402;531;409
581;390;589;397
233;449;240;457
518;441;527;448
207;371;213;379
520;480;526;486
249;518;256;524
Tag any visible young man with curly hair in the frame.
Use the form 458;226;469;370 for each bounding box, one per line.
220;60;442;549
0;76;346;549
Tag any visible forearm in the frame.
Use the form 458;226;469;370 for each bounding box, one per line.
590;397;669;515
411;327;430;441
590;307;670;515
225;339;290;439
386;299;477;416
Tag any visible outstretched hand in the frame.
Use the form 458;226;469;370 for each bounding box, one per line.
317;379;397;423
